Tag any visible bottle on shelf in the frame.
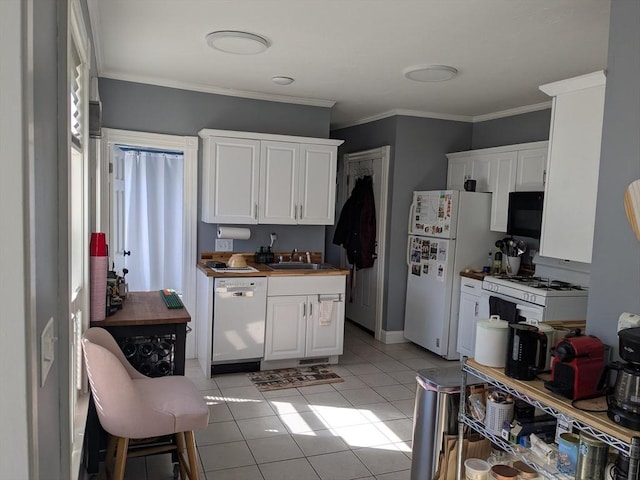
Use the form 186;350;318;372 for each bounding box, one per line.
483;251;493;274
494;249;503;274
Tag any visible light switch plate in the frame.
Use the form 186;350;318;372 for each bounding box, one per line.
215;238;233;252
41;316;55;387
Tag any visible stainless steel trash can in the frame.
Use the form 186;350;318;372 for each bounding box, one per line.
410;365;479;480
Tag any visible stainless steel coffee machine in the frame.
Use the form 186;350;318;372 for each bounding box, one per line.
607;327;640;430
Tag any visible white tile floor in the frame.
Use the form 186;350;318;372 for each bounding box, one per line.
109;321;454;480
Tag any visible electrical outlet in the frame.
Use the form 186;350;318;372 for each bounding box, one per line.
215;238;233;252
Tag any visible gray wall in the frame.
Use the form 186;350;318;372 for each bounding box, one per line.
471;109;551;150
98;78;332;256
587;0;640;357
330;115;472;332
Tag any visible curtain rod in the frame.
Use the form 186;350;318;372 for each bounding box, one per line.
116;145;183;156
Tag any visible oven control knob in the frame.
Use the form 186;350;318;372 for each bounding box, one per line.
529;294;536;303
523;293;529;301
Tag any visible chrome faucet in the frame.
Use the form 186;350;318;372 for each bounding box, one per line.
289;248;298;262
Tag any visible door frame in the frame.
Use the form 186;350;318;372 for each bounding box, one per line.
340;146;390;341
99;128;199;357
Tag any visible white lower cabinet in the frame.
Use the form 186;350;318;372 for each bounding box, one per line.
264;276;345;361
457;277;483;358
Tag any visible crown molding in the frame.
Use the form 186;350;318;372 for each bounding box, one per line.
471;101;552;123
333;108;473;130
99;71;336;108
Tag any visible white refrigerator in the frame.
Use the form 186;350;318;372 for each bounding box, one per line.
403;190;500;359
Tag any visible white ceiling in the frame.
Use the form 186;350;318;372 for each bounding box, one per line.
88;0;611;129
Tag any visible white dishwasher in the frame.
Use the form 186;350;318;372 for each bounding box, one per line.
212;277;267;370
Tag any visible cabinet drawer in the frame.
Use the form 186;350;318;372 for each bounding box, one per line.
268;275;346;296
460;277;482;296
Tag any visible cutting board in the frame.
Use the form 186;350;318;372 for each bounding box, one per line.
624;179;640;241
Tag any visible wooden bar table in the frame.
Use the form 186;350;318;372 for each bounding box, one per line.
92;291;191;375
84;291;191;474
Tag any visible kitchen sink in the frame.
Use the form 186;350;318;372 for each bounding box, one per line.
266;262;337;271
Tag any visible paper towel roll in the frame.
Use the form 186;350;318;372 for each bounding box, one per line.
217;226;251;240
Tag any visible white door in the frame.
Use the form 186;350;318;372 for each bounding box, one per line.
102;129;199;358
111;146;126;274
457;291;480;357
341;147;389;336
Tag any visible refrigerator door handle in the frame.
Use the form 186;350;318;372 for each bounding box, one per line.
407;201;416;234
406;236;412;266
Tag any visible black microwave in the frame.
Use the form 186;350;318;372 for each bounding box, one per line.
507;191;544;239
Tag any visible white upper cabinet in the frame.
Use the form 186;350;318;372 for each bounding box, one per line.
259;141;300;224
515;147;548;192
489;152;518;232
539;71;606;263
447;141;548;232
446;155;491;192
201;136;260;224
200;130;343;225
298;144;337;225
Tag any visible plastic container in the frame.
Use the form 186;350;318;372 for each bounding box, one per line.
474;315;510;367
485;393;514;435
465;458;491;480
90;232;108;322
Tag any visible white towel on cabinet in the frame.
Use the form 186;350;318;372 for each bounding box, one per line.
319;300;334;326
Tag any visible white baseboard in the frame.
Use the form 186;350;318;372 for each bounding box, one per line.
379;329;408;344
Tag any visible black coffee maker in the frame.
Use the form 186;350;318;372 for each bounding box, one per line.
505;323;548;380
608;327;640;430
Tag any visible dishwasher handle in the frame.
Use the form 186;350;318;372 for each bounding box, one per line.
215;286;256;297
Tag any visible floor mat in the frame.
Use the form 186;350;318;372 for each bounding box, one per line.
248;365;344;392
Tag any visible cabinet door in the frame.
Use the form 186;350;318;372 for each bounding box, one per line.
264;296;306;360
470;156;492;192
446;158;470;191
457;291;480;358
540;83;605;263
516;148;547;192
306;297;344;357
298;144;337;225
259;141;299;224
490;152;518;232
201;137;260;224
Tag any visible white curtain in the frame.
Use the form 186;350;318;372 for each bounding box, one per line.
123;150;184;292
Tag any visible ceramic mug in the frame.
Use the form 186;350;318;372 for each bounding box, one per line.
464;179;477;191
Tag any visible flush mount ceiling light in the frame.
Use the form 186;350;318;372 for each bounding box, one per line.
271;76;294;85
403;64;458;82
206;30;270;55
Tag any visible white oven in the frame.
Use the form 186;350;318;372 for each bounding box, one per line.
479;289;544;324
481;275;588;324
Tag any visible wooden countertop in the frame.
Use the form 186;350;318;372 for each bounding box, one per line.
460;270;486;281
91;291;191;327
467;358;638;445
198;252;350;278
